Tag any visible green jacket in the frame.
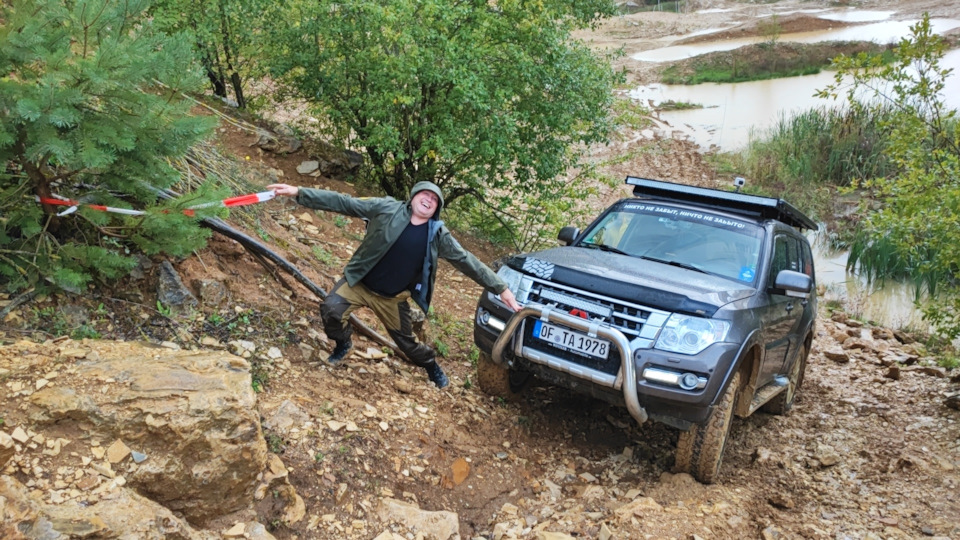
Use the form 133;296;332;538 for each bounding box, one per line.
296;182;507;312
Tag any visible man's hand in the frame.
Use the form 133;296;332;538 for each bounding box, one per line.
499;288;522;312
267;184;299;197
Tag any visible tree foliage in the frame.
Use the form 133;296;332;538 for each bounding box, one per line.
150;0;269;109
817;14;960;337
265;0;621;247
0;0;218;294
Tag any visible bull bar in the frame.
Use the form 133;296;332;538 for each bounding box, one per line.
490;304;649;425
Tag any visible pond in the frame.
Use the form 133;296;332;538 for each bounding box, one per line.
629;21;960;151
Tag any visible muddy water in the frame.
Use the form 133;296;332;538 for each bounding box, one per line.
629;39;960;152
813;243;930;330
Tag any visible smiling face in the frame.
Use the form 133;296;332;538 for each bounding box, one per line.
410;190;439;223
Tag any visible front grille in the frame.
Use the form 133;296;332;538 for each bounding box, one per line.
519;276;670;375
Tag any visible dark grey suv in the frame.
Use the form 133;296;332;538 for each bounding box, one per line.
473;177;817;483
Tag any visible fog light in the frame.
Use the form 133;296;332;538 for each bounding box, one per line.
679;372;700;390
642;367;707;391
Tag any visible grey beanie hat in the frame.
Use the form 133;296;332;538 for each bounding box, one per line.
409;181;445;215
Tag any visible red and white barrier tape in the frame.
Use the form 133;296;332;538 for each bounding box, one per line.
38;191;276;217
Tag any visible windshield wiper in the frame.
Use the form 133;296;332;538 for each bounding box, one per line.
581;242;628;256
639;255;707;274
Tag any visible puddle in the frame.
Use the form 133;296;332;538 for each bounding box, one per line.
817;10;896;23
762;9;829;18
681;26;738;39
631;18;960;62
628;71;843;150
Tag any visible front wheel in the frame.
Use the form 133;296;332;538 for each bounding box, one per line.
674;371;741;484
476;352;527;401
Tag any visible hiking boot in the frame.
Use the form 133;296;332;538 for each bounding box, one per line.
424;361;449;389
327;339;353;365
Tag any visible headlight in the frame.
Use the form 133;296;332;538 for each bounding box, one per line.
497;266;523;294
654;314;730;355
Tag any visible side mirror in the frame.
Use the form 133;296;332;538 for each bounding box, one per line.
774;270;813;298
558;226;579;246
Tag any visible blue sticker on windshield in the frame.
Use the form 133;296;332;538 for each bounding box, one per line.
739;267;755;281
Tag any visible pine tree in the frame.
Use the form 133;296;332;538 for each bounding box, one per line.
0;0;218;293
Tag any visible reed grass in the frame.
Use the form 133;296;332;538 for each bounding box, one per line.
746;105;896;187
711;105;896;225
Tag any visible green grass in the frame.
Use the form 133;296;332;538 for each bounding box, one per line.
656;100;702;111
311;245;337;265
661;42;894;85
665;64;822;85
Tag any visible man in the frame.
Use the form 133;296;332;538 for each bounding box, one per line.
267;181;522;388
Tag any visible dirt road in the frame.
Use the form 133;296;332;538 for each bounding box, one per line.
245;2;960;537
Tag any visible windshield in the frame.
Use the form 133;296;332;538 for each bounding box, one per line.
579;201;764;284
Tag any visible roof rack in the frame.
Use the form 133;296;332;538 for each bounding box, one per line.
626;176;818;231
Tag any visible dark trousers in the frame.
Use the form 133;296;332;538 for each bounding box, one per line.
320;279;436;368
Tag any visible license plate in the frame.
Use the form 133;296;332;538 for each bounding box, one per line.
533;320;610;359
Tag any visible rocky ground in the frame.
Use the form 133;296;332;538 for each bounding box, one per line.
3;1;960;539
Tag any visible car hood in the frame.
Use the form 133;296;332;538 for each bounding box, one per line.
506;247;756;316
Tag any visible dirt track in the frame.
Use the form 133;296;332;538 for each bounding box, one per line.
238;1;960;538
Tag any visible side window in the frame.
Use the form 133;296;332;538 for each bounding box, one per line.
768;235;800;283
800;240;814;279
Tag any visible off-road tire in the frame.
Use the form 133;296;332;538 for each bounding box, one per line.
674;371;741;484
476;352;524;401
762;342;808;415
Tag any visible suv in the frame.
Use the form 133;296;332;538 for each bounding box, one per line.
473;177;817;483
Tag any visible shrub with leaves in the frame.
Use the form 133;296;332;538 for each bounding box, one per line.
264;0;621;248
0;0;218;293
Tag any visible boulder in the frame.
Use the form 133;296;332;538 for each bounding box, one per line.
254;127;302;154
27;345;267;525
822;347;850;363
306;139;364;177
0;475;218;540
157;260;198;313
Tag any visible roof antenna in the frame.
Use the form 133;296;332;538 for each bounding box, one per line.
734;176;745;193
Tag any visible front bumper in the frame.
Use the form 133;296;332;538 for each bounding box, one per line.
475;296;741;428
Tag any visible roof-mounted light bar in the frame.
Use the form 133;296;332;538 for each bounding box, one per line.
625;176;818;231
